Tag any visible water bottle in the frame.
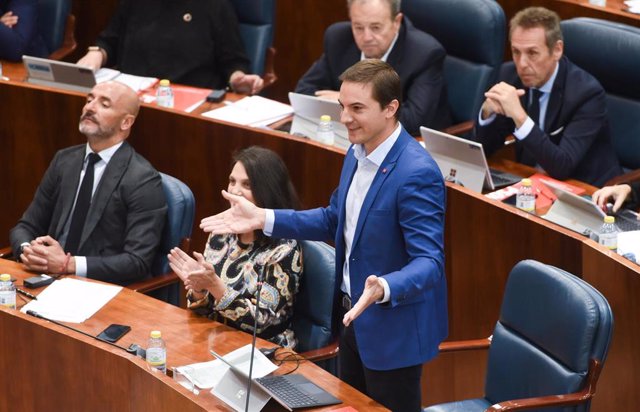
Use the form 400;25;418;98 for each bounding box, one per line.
598;216;618;250
156;79;174;108
316;115;335;145
0;274;16;309
146;330;167;374
516;178;535;212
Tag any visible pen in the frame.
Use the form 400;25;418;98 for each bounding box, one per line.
16;287;37;300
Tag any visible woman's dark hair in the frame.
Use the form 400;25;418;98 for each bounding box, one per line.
232;146;301;242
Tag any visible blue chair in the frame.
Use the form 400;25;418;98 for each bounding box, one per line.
228;0;277;87
127;173;195;306
38;0;77;60
424;260;613;412
402;0;505;135
292;240;338;374
560;18;640;185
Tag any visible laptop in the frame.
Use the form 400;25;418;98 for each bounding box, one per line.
420;126;522;193
23;55;96;93
542;180;640;237
211;349;341;411
288;92;350;150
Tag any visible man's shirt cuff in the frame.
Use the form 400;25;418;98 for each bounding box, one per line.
263;209;275;236
74;256;87;277
514;117;534;140
478;111;496;126
377;277;391;304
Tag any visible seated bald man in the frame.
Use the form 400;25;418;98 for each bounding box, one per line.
10;81;167;285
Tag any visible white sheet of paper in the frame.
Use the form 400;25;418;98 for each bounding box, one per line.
202;96;293;127
21;278;122;323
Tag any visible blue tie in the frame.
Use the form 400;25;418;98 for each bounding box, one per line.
529;89;542;125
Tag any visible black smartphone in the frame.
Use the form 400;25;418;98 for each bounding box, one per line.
97;324;131;343
206;89;226;103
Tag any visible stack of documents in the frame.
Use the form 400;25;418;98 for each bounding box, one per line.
174;344;277;390
202;96;293;127
21;278;122;323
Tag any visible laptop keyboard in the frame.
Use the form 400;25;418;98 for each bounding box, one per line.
256;375;317;408
489;168;522;188
615;209;640;232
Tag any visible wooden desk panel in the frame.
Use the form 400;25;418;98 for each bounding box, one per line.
0;259;386;411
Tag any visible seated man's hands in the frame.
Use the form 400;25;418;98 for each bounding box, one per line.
592;184;633;214
482;82;526;127
229;70;264;95
21;235;73;274
1;11;18;28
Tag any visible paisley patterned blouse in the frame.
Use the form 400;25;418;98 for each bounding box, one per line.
187;233;302;349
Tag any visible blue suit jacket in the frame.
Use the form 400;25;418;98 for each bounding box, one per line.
474;56;622;187
295;17;451;134
272;129;448;370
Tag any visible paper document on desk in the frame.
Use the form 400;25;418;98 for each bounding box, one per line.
625;1;640;13
176;344;277;389
20;278;122;323
95;68;158;92
202;96;293;127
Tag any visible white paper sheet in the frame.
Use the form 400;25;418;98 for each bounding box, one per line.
202;96;293;127
21;278;122;323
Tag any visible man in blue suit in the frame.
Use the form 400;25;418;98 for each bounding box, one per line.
474;7;621;187
202;60;448;411
295;0;451;134
0;0;47;61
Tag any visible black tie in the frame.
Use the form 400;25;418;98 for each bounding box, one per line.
65;153;101;255
528;89;542;125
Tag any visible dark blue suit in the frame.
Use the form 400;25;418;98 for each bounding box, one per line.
474;56;622;187
0;0;47;61
295;17;451;134
272;129;448;371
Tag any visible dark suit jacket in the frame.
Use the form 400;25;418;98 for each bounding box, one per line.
271;129;448;370
295;17;451;134
474;56;622;187
10;141;167;285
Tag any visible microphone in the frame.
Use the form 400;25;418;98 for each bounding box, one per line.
244;263;266;412
25;310;142;356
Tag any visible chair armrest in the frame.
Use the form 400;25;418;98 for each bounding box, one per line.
604;169;640;187
438;337;492;353
441;120;474;136
48;14;77;61
0;246;14;260
126;272;179;294
485;359;602;411
298;337;339;362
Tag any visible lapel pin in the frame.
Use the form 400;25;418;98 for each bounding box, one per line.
382;168;387;174
183;13;192;22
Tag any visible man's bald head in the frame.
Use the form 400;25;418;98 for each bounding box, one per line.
79;81;140;151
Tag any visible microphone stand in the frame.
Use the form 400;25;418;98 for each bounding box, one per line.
26;310;142;356
244;264;266;412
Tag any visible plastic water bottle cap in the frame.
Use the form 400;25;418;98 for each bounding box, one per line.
604;216;615;224
159;79;170;87
320;115;331;122
520;178;532;186
150;330;161;338
0;274;10;282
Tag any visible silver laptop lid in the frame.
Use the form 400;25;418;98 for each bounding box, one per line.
420;126;494;193
23;55;96;93
541;180;605;236
288;92;349;148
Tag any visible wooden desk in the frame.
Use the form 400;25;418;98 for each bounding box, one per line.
3;80;640;409
0;259;386;411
